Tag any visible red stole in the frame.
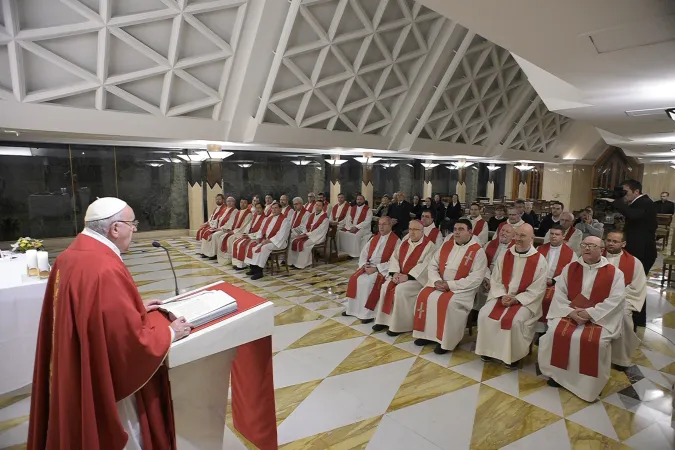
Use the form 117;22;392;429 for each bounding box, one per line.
263;204;273;217
305;201;316;212
381;237;431;315
487;250;541;330
220;209;252;253
563;226;576;241
281;205;291;218
331;202;349;222
537;243;575;322
291;209;307;228
196;205;225;240
426;227;440;243
472;219;486;237
232;214;264;261
413;241;482;338
603;250;635;286
550;262;615;377
343;205;369;231
345;232;397;308
292;213;328;252
485;239;514;268
248;216;284;258
201;207;235;240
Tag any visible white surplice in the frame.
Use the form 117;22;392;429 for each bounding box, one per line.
424;223;444;246
468;216;489;246
329;201;351;228
345;233;401;320
287;212;330;269
412;236;487;350
373;237;436;332
474;241;510;310
538;257;626;401
544;227;583;255
244;215;291;267
491;219;525;240
605;251;646;367
200;206;237;257
475;246;547;363
337;204;373;257
216;211;253;264
231;214;265;268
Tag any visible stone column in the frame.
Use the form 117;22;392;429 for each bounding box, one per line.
504;165;514;201
456;168;467;202
328;161;341;205
361;163;374;206
187;163;204;237
423;168;432;198
205;161;223;213
486;169;496;203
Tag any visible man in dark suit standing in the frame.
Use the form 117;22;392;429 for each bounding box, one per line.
390;192;412;237
601;179;657;328
655;192;675;215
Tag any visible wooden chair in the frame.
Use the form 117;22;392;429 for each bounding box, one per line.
312;224;337;266
656;214;673;250
661;228;675;286
266;235;291;276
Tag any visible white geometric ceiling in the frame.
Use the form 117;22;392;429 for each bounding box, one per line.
0;0;578;159
0;0;247;119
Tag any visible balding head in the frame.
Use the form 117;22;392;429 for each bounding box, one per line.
514;223;534;252
559;212;574;230
498;223;515;244
581;236;604;265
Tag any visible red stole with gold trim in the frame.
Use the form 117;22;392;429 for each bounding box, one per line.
331;202;349;222
232;213;264;261
473;219;486;237
381;237;431;315
348;233;398;307
343;205;369;232
220;209;252;253
292;213;328;252
485;240;514;268
426;227;440;243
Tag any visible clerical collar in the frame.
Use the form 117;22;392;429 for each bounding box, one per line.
455;239;470;246
549;243;562;249
606;251;622;257
515;248;529;255
82;228;122;260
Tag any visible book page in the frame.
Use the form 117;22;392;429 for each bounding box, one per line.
161;291;236;322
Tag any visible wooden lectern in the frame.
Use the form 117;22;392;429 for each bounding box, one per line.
162;281;277;450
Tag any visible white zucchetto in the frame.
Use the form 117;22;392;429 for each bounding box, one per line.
84;197;128;221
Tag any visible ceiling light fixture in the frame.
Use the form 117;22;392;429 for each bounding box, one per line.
206;151;233;160
421;162;438;169
448;160;473;169
325;158;347;166
238;163;253;168
2;130;19;136
0;147;32;156
406;163;414;168
161;157;183;163
147;163;163;168
381;162;398;168
666;108;675;121
486;164;501;171
515;163;534;171
178;152;208;163
291;159;311;166
354;156;382;165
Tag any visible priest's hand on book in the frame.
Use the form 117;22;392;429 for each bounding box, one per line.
170;316;194;342
144;299;163;313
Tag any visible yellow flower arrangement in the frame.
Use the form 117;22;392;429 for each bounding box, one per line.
11;237;45;253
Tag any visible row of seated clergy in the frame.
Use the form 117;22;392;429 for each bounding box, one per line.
440;203;490;246
346;219;641;402
337;194;373;258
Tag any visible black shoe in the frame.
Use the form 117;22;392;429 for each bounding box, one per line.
612;363;630;372
251;272;264;281
480;355;494;362
200;254;210;259
504;360;519;370
372;324;387;332
547;378;561;387
386;330;402;337
234;266;245;271
361;318;374;324
245;267;256;275
341;311;350;317
414;338;434;347
208;256;217;260
434;344;448;355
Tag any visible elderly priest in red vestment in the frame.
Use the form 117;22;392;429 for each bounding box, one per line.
329;193;351;228
538;236;626;401
475;224;547;368
28;197;192;450
475;223;515;311
371;220;436;336
492;207;526;239
231;202;266;269
244;202;291;280
344;216;400;323
544;211;583;255
200;196;237;259
196;193;226;243
216;198;253;265
413;219;487;354
288;200;330;269
337;194;373;257
604;231;646;370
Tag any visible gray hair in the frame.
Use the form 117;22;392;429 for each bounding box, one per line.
292;196;303;204
85;210;125;236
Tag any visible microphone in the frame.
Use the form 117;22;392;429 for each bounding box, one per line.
152;241;179;296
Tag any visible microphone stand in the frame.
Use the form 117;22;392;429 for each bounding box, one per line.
153;241;179;296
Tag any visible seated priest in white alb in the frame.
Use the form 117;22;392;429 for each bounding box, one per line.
243;202;291;280
466;202;489;245
413;219;487;354
421;210;443;246
371;220;436;336
338;194;373;257
538;236;626;401
196;194;226;243
317;192;330;212
288;200;330;269
475;224;547;368
544;212;583;255
263;194;274;216
475;224;515;311
231;202;265;269
304;192;316;212
492;207;525;239
279;194;292;218
536;224;577;332
216;198;253;265
199;196;237;259
604;231;646;370
288;197;309;234
329;193;350;228
249;195;260;212
344;216;400;324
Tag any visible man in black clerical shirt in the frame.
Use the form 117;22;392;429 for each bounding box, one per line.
655;192;675;215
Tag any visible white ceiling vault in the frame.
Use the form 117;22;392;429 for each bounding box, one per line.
0;0;587;163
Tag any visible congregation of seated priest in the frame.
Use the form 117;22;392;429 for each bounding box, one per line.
194;181;673;404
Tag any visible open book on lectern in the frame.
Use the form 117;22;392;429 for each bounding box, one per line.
160;288;238;327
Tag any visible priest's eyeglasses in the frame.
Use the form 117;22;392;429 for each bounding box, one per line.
117;220;139;229
579;243;600;249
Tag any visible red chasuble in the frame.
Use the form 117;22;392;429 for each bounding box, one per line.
233;214;264;261
202;207;236;242
247;215;285;258
550;262;615;377
537;243;575;322
220;209;252;253
348;232;398;308
487;250;541;330
291;209;308;228
413;240;482;339
343;205;369;232
28;234;174;450
381;237;431;314
292;213;328;251
331;202;349;222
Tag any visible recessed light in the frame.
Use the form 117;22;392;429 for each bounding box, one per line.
666;108;675;121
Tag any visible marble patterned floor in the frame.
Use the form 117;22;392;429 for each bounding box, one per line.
2;236;675;449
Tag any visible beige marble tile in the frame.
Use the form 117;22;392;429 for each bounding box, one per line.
387;358;477;412
564;419;632;450
601;401;654;441
470;385;559;449
0;392;30;410
518;372;548;398
393;332;415;345
630;348;655;369
448;348;480;367
275;306;324;326
279;416;381;450
275;379;323;426
329;336;414;376
559;388;593;417
481;361;514;382
0;415;28;433
599;370;631;399
287;320;365;349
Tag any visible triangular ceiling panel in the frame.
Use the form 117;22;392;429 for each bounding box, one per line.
271;63;306;94
183;60;226;92
287;10;325;50
335;1;367;37
380;0;407;24
192;7;241;44
106;90;150;114
108;34;163;77
121;19;174;60
318;48;350;80
23;49;84;93
304;92;331;118
304;1;339;37
117;74;165;108
182;104;215;119
78;0;100;15
18;0;89;30
320;79;348;106
37;32;99;74
169;75;211;108
46;90;97;109
0;44;11;91
177;20;223;60
111;0;171;19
